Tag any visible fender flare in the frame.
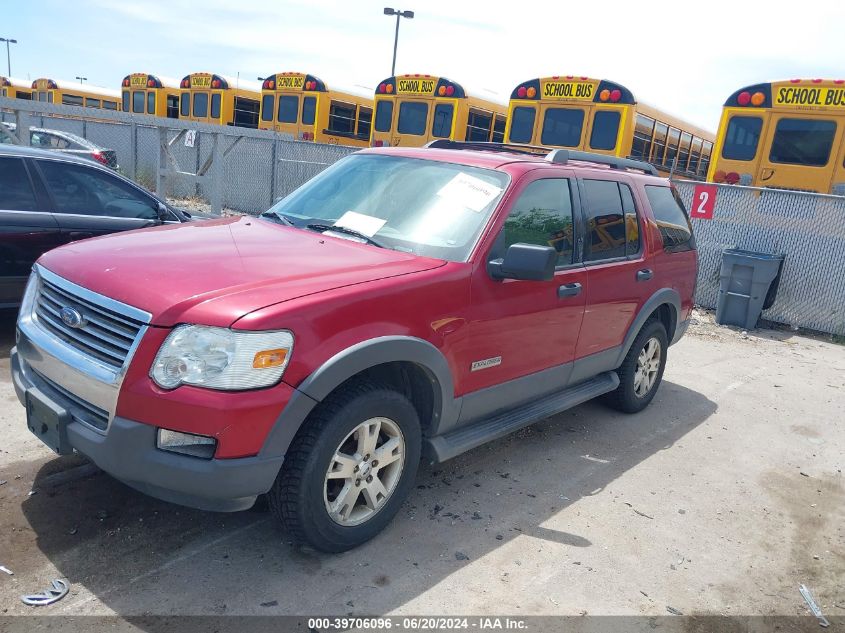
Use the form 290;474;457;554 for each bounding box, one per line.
614;288;681;367
259;336;459;458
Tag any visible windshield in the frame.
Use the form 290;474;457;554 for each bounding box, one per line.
265;154;509;262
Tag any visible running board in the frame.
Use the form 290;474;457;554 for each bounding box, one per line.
425;371;619;463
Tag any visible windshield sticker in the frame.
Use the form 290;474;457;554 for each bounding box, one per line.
437;173;503;213
334;211;387;237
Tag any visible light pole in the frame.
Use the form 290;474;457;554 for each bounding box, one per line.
76;76;87;84
0;38;16;77
383;8;413;76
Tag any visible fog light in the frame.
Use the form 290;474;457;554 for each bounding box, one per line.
157;429;217;459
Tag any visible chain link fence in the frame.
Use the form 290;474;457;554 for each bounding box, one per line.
0;96;356;215
674;180;845;336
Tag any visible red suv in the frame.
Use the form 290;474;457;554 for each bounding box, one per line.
13;142;696;552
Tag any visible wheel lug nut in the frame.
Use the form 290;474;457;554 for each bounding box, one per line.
364;454;370;461
366;475;373;483
353;465;359;472
371;460;379;467
355;479;361;486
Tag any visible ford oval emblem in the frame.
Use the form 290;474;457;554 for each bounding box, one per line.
59;306;85;329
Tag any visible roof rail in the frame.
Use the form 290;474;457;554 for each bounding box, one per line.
545;149;659;176
424;140;659;176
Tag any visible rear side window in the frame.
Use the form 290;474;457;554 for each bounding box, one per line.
500;179;574;267
582;179;627;261
432;103;454;138
0;157;38;211
723;116;762;161
398;102;428;135
508;107;536;144
277;95;298;123
769;118;836;166
122;91;130;112
180;93;189;116
261;95;274;122
541;107;584;147
147;92;156;115
590;110;621;150
302;96;316;126
210;94;221;119
374;100;393;132
644;185;693;252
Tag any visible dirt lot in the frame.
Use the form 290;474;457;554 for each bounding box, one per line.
0;308;843;625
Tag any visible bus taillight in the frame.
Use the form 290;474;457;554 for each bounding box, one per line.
211;79;221;88
122;79;130;87
715;171;740;185
181;79;189;88
147;79;155;87
738;91;766;107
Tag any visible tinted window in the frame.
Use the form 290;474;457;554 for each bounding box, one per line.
492;116;506;143
631;114;654;160
722;116;762;161
688;138;702;173
147;91;156;114
302;96;316;126
192;92;208;117
233;97;259;128
329;102;356;134
86;98;100;108
769;118;836;166
432;103;454;138
665;127;680;166
63;94;83;106
357;107;372;139
0;157;38;211
210;93;221;119
500;179;574;267
374;100;393;132
132;91;145;113
31;132;70;149
508;106;536;143
39;161;158;219
277;95;298;123
261;95;274;121
398;101;428;135
122;91;130;112
180;93;190;116
541;108;584;147
583;179;627;261
102;101;118;110
678;132;692;171
652;122;668;163
645;185;693;252
466;110;492;141
620;184;639;255
590;110;621;150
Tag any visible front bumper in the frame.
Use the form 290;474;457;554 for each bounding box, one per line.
12;346;284;512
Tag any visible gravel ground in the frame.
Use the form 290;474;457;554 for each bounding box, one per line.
0;307;842;626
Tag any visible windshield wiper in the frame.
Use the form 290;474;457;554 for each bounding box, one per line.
306;223;386;248
260;210;295;226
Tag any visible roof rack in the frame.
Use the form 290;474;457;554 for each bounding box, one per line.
424;140;659;176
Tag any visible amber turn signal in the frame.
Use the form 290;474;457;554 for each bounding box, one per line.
253;349;288;369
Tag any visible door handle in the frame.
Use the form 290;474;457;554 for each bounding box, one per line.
557;282;582;298
636;269;653;281
760;168;775;181
68;232;94;239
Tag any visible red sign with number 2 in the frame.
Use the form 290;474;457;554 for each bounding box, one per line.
691;184;717;220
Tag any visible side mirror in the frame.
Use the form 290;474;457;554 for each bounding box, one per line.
156;202;171;222
488;243;557;281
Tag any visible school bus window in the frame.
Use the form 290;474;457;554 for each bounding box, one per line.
651;122;668;164
466;110;492;141
375;100;393;133
630;114;654;160
398;102;428;135
699;142;713;176
541;107;584;147
769;118;836;167
277;95;298;123
147;92;156;115
620;183;639;255
492;115;506;143
722;116;763;161
357;107;372;139
432;103;454;138
131;91;143;113
688;138;702;173
104;101;117;110
233;98;259;128
261;95;274;122
665;127;680;166
17;90;32;100
211;93;221;119
180;93;190;117
86;98;100;108
329;102;356;134
589;110;621;151
509;106;536;143
63;94;84;106
302;96;316;126
678;132;692;171
193;92;208;117
122;91;130;112
167;95;179;119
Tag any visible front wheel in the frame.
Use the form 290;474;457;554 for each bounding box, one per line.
268;381;421;552
604;320;668;413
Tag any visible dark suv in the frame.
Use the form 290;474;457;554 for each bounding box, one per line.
13;142;697;552
0;145;198;308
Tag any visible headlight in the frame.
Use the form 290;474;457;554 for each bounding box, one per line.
151;325;293;390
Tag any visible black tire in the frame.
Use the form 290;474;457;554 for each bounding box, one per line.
268;380;421;552
603;320;668;413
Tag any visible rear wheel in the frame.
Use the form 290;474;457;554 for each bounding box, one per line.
604;320;668;413
268;381;421;552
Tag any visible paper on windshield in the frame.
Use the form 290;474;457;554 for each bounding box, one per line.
334;211;387;237
437;172;503;213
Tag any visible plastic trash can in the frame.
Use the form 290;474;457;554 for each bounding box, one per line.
716;249;785;330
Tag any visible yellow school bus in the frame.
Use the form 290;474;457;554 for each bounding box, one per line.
31;78;121;110
708;79;845;193
506;76;714;179
121;73;180;118
258;72;373;146
179;73;261;128
371;74;507;147
1;76;33;100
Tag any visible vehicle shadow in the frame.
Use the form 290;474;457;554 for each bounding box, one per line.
0;310;17;360
16;380;716;618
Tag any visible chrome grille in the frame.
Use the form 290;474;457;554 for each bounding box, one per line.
34;276;145;370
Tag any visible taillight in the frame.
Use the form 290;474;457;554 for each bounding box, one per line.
147;79;154;87
599;89;610;102
445;85;455;96
438;86;446;96
301;131;314;141
737;91;751;106
609;89;621;102
724;171;740;185
378;83;386;93
91;151;108;166
122;79;129;87
386;84;394;93
211;79;220;88
517;86;527;98
181;79;189;88
714;170;726;183
526;86;536;98
373;140;384;147
750;91;765;106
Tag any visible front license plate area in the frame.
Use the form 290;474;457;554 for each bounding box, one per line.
26;388;72;455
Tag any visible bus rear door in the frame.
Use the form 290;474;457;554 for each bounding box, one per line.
393;98;432;147
537;103;590;149
584;104;627;157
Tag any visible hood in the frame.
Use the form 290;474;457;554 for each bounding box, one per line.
38;216;445;327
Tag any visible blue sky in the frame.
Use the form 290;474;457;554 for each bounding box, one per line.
4;0;845;131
